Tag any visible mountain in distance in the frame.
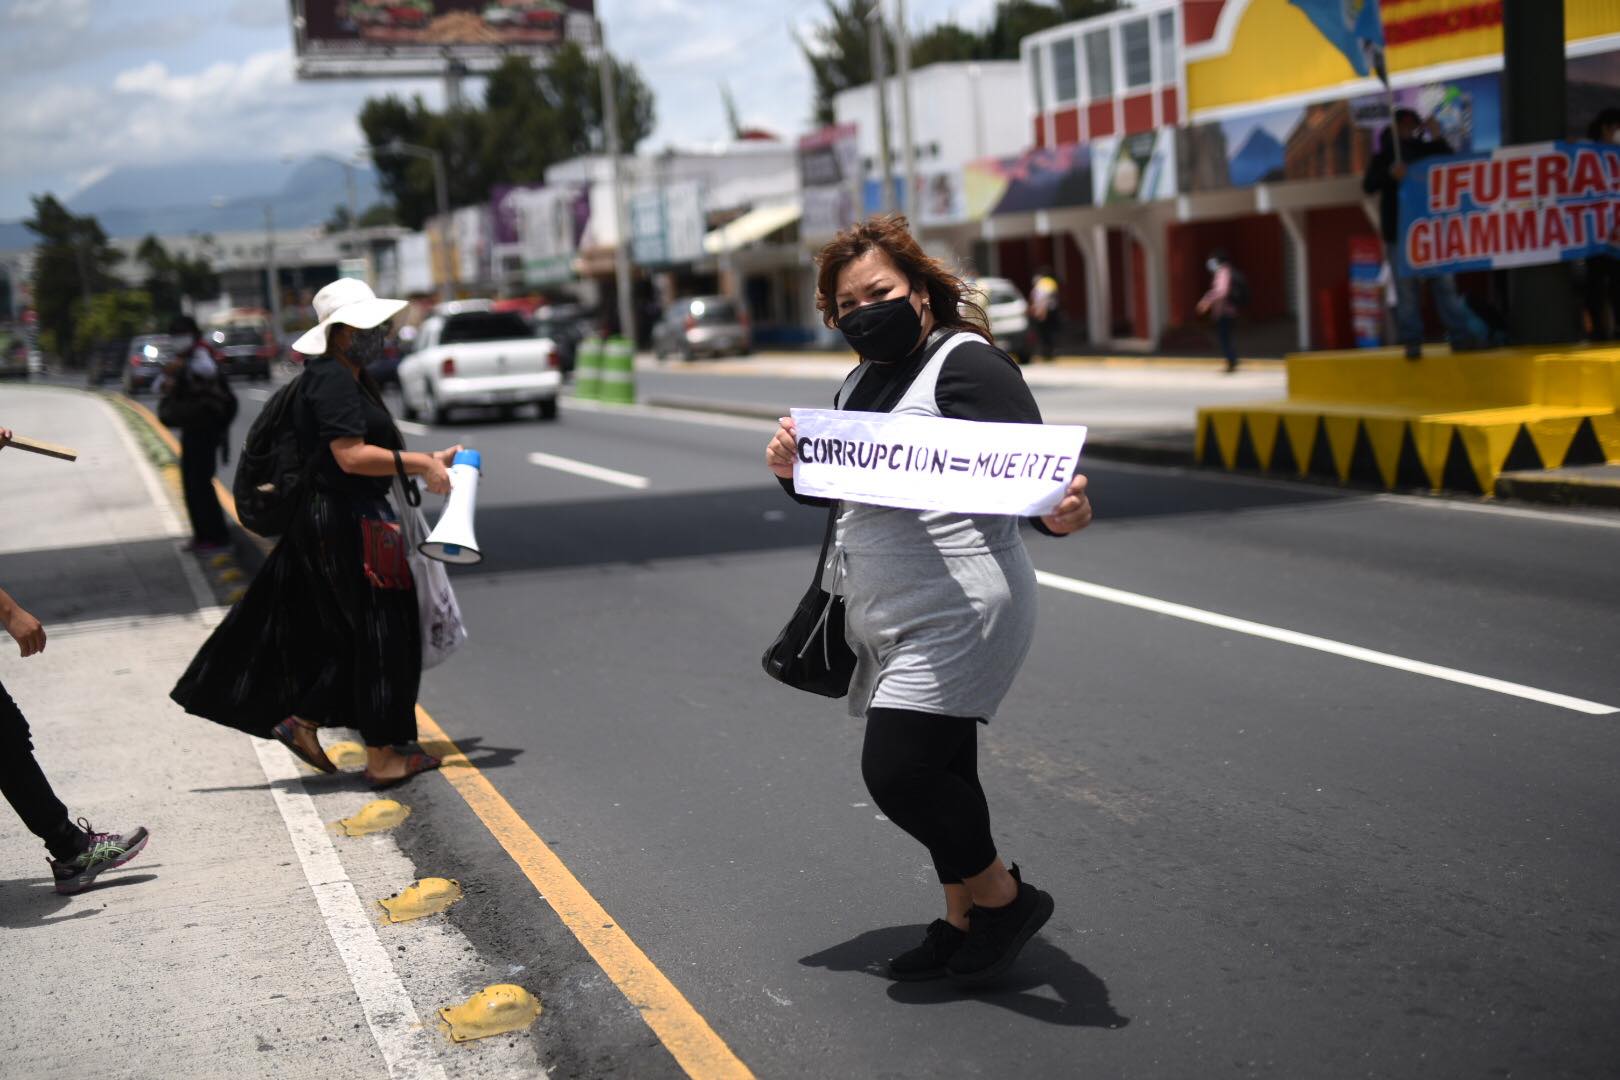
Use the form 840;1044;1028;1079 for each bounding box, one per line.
1227;125;1286;188
0;158;386;251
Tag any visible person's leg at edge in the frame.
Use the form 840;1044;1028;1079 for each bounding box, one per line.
179;429;229;546
1217;314;1238;372
1394;274;1425;358
0;679;86;861
1431;272;1489;350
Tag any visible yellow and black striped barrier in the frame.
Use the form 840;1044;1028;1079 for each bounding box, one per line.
1197;345;1620;494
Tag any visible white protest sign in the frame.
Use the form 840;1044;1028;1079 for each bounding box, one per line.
790;409;1087;516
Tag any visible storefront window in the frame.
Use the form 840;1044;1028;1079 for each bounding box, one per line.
1085;28;1112;100
1052;37;1079;104
1029;44;1046;113
1123;18;1152;89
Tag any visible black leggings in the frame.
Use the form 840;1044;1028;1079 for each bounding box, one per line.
0;679;84;861
862;708;997;884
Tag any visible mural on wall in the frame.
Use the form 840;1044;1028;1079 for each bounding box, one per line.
1093;130;1178;205
1178;71;1502;194
963;145;1093;220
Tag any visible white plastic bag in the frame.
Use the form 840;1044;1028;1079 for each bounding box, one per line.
395;479;467;669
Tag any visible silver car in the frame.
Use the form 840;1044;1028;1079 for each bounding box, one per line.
652;296;751;361
967;277;1032;365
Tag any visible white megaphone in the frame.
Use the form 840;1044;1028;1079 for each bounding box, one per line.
420;449;482;565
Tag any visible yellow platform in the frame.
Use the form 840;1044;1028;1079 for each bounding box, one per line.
1196;345;1620;493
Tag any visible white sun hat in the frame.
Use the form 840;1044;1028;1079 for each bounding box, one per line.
290;278;409;357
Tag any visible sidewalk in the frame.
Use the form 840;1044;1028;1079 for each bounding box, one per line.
0;386;532;1079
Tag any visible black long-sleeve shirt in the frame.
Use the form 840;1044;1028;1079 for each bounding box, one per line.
1362;134;1454;244
777;331;1061;533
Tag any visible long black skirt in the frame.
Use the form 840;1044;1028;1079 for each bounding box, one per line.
171;488;421;747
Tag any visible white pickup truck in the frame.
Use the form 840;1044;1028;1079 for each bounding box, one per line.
398;303;561;423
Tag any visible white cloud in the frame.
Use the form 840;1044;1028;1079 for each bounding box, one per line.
8;0;89;27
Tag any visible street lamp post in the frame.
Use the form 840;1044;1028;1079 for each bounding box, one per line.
380;140;453;302
596;19;637;345
264;203;283;351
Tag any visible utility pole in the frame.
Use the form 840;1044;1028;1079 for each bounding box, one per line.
868;7;894;215
1502;0;1579;344
895;0;917;220
264;203;283;351
597;19;637;344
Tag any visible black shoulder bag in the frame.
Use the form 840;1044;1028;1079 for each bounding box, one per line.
760;501;855;698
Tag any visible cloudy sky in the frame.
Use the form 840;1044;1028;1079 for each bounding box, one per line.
0;0;1000;221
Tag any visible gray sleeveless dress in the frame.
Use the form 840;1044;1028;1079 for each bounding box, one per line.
829;331;1040;721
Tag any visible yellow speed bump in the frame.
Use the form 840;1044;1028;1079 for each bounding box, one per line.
325;740;367;769
209;553;233;569
217;567;244;584
378;877;463;924
225;587;247;604
439;984;541;1043
336;799;410;836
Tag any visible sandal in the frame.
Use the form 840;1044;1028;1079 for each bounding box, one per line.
363;751;442;791
272;718;337;774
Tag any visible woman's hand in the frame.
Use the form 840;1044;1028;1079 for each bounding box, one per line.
3;603;46;658
424;457;453;496
766;417;798;480
433;445;464;468
1041;473;1093;536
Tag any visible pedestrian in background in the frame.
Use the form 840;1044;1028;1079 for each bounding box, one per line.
1028;267;1061;362
1583;108;1620;339
158;315;233;552
1197;250;1242;373
765;215;1093;985
0;428;150;895
171;280;461;789
1362;108;1492;359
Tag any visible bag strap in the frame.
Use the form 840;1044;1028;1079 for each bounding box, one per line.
809;501;840;591
392;449;421;507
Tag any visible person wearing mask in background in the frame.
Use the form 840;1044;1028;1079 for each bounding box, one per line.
1362;108;1492;359
1583;108;1620;339
172;280;462;789
1028;267;1061;363
1196;250;1242;373
765;216;1093;985
158;315;234;552
0;428;150;895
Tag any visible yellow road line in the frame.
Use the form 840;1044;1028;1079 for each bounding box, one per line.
117;387;751;1077
117;393;242;518
415;708;755;1080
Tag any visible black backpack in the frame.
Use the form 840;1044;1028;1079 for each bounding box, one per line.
232;375;308;537
1227;268;1251;308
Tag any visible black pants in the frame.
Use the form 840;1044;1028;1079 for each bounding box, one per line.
180;428;230;546
862;708;997;884
0;678;83;861
1034;316;1059;361
1216;315;1238;371
1586;256;1620;340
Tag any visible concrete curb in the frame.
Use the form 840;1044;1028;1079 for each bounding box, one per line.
638;394;1197;467
1495;469;1620;509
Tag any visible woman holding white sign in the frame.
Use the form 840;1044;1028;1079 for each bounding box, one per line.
765;215;1092;985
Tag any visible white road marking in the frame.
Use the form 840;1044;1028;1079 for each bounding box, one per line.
243;388;271;401
397;420;431;436
1034;569;1618;716
1371;493;1620;530
527;450;650;489
562;394;776;433
253;738;449;1080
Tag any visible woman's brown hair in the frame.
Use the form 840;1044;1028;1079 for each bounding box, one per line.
815;214;990;342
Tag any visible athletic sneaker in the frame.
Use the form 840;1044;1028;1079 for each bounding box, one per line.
887;865;1020;981
947;878;1054;985
51;821;150;895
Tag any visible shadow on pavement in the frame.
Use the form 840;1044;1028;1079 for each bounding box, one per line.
187;735;523;796
799;923;1129;1029
0;872;159;928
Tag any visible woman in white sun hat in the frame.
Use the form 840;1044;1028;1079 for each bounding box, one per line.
173;279;462;789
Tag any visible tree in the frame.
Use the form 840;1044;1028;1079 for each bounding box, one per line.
911;22;984;67
135;235;219;321
73;289;153;356
360;46;656;230
23;195;121;363
358;203;398;228
797;0;885;127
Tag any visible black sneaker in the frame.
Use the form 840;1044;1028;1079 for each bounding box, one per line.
887;919;967;981
946;879;1054;985
886;865;1021;981
50;821;150;895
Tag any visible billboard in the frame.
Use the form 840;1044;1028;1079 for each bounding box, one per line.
292;1;596;77
799;124;860;239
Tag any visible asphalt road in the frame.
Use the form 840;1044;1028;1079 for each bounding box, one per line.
196;371;1619;1077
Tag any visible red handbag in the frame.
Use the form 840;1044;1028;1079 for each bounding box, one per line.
360;518;414;590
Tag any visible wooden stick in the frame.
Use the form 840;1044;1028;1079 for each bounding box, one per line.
4;435;78;462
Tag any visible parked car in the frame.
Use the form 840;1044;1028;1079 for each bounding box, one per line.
967;277;1032;364
651;295;751;361
531;304;590;376
397;307;561;423
0;330;27;380
122;334;175;394
207;322;276;381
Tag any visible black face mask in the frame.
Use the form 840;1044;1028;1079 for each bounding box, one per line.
838;293;922;364
344;326;386;366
